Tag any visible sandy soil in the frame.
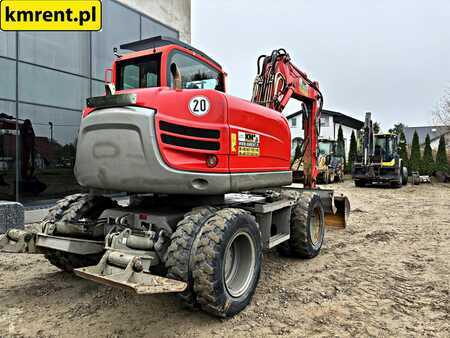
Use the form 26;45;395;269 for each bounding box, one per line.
1;180;449;337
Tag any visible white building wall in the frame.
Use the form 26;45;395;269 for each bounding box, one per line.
319;115;334;140
429;132;450;150
289;116;303;140
118;0;191;42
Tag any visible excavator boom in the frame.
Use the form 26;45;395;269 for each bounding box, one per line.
251;49;323;188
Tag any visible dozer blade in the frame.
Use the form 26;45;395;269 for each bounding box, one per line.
0;228;39;253
324;194;350;229
74;252;187;294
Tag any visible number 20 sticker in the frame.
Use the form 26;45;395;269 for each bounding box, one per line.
189;96;210;116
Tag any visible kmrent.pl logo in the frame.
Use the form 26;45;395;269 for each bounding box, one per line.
0;0;102;31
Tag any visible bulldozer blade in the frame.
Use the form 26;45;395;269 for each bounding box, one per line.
325;195;350;229
0;228;39;253
74;253;187;294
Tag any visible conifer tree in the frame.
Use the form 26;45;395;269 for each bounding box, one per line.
398;131;408;171
347;131;357;173
435;135;449;173
421;134;434;175
336;125;346;168
409;130;421;173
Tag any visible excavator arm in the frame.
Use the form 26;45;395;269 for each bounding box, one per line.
251;49;323;188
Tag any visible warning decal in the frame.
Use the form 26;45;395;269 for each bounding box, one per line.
238;131;260;156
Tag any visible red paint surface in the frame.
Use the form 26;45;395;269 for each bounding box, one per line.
81;43;310;176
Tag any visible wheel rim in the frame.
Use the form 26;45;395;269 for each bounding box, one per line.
224;231;256;298
309;207;322;247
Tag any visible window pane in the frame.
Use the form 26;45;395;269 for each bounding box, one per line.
168;52;220;90
116;54;160;90
92;0;140;80
0;58;16;100
18;103;85;202
122;64;139;89
19;103;81;146
0;100;17;201
19;32;90;76
0;31;15;58
141;16;179;40
19;63;89;110
0;100;15;115
320;116;329;127
92;80;105;97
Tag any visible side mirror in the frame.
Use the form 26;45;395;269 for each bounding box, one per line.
170;63;182;90
104;68;115;96
105;83;116;96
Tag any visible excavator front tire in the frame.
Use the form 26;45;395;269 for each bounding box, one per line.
278;192;325;259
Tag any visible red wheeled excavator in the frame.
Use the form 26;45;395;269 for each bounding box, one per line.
0;37;349;317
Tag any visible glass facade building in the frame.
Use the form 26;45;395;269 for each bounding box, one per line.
0;0;178;203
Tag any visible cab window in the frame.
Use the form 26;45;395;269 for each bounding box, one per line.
168;51;223;91
116;54;161;90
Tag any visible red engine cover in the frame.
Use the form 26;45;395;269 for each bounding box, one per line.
84;87;291;174
226;95;291;172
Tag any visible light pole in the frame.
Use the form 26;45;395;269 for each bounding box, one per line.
49;122;53;144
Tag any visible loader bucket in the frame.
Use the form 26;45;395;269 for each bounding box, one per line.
324;195;350;229
74;251;187;294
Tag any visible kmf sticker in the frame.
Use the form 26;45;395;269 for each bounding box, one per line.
238;131;260;156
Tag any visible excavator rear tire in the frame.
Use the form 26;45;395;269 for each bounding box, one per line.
165;206;216;307
278;191;325;259
193;208;262;317
42;193;117;271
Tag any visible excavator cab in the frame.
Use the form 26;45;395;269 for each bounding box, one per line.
316;140;344;184
373;134;398;163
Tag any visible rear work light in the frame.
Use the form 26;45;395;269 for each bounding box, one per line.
206;155;218;168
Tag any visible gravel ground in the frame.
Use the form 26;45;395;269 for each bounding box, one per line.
0;180;449;337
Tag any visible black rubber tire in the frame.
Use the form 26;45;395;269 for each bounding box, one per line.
42;193;116;271
402;166;408;186
44;249;102;272
44;193;116;227
278;192;325;259
329;172;335;184
391;171;403;188
192;208;262;317
165;206;216;307
354;179;365;187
